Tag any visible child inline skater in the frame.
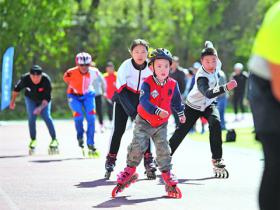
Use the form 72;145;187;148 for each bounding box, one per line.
169;42;237;178
112;48;186;198
105;39;156;179
63;52;100;158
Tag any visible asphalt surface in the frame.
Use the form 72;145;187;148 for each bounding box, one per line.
0;114;262;210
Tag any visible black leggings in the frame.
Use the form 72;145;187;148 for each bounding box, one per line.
95;95;103;125
106;100;113;121
249;74;280;210
169;105;222;159
108;102;151;155
233;93;245;114
259;134;280;210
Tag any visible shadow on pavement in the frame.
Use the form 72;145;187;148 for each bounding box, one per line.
76;178;149;189
0;155;28;159
75;178;116;188
178;177;216;185
156;176;215;186
30;157;85;163
93;195;166;208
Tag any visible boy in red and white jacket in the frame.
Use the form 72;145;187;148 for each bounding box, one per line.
114;48;185;197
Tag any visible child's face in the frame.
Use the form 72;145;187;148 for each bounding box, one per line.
131;45;148;65
201;55;217;73
106;66;114;74
153;59;170;81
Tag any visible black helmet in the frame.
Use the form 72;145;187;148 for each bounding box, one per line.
148;48;173;65
30;65;42;75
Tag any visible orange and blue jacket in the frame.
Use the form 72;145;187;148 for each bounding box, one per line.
63;66;100;95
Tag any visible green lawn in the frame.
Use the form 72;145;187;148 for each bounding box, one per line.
188;127;262;151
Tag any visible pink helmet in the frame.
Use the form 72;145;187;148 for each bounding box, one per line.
75;52;92;65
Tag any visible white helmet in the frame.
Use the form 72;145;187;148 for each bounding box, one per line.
205;40;214;48
234;63;243;70
75;52;92;65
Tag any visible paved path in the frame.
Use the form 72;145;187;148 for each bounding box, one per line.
0;114;262;210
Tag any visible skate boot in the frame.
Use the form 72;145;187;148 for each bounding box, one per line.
87;145;100;158
105;153;117;179
161;171;182;198
212;159;229;178
78;138;85;156
28;139;37;155
144;152;157;180
112;166;138;198
48;139;59;155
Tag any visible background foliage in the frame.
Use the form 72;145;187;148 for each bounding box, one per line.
0;0;277;119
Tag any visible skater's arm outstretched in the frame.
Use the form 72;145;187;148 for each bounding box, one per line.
197;77;237;99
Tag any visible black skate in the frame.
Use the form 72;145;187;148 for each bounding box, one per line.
48;139;59;155
144;153;157;180
212;159;229;178
112;167;138;198
105;153;117;179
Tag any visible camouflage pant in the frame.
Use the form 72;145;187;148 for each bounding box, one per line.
127;115;172;172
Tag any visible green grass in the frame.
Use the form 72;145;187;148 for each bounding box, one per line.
189;127;262;151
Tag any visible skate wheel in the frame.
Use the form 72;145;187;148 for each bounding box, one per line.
134;173;139;180
82;149;85;157
223;169;229;178
175;186;182;199
112;186;119;198
29;149;35;155
166;186;182;199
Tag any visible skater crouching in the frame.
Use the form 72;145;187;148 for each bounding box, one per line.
169;43;237;178
112;48;185;198
9;65;59;155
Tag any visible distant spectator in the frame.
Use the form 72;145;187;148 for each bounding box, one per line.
231;63;248;121
103;61;117;123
